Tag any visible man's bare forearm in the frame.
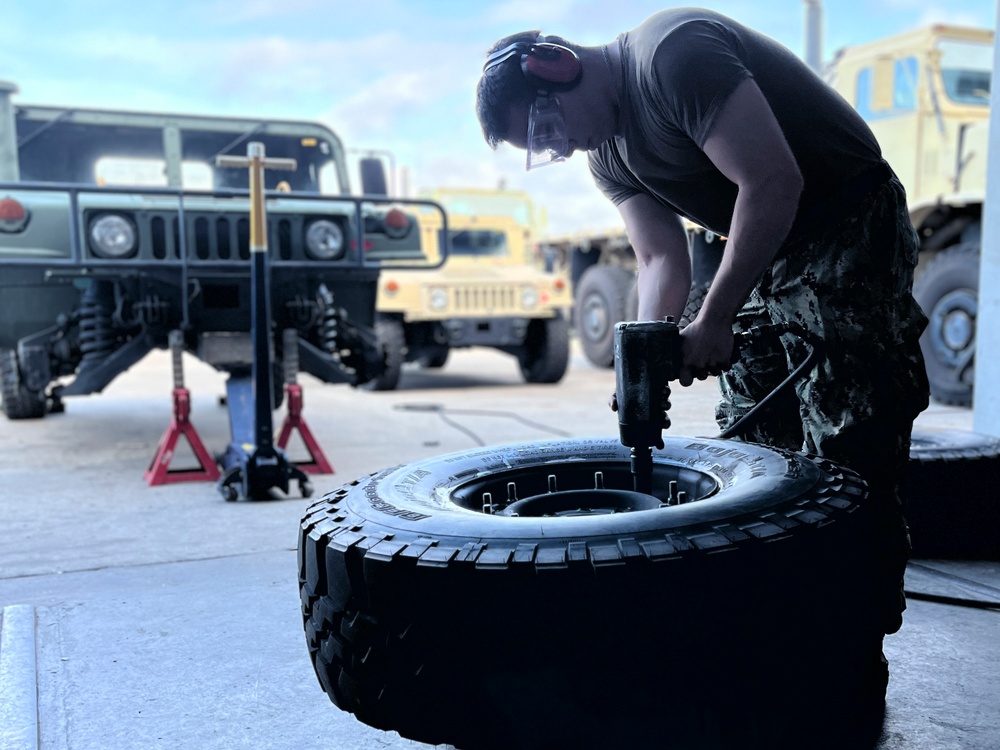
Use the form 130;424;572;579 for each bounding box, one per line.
697;177;801;327
636;252;690;321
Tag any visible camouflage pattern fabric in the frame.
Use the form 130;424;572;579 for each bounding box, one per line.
717;172;930;636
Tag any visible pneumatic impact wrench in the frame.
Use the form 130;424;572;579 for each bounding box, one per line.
614;317;823;495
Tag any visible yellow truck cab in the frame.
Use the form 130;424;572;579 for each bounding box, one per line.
368;188;572;390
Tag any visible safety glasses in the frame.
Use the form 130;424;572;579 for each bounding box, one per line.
526;93;569;171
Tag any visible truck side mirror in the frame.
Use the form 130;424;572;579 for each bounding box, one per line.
360;157;389;196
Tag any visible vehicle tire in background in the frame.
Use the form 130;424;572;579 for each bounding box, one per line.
574;265;633;367
0;349;46;420
518;313;570;384
299;437;883;750
913;244;978;407
417;345;449;369
361;317;405;392
905;429;1000;559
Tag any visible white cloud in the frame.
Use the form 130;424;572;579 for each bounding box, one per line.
201;0;328;24
484;0;580;27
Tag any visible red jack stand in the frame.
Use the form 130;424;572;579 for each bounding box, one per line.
145;331;221;486
275;383;334;475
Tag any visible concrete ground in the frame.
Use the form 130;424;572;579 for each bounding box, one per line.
1;342;998;749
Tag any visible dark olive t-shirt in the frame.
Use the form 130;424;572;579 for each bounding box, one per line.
589;9;883;239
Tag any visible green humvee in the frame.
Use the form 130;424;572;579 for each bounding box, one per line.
0;81;442;419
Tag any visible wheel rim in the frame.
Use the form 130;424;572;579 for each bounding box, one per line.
929;288;976;375
580;292;610;342
451;461;720;516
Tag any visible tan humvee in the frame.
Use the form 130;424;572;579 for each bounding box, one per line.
366;188;572;390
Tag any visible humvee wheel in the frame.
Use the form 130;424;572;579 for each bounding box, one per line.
518;313;569;384
0;349;46;420
417;345;449;369
299;437;884;750
362;317;405;392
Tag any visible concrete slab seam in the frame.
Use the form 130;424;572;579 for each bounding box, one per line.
0;605;39;750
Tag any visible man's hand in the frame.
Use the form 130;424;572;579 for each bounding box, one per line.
678;317;735;387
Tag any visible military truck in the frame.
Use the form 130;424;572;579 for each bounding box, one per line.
0;81;442;420
366;187;572;390
827;24;992;406
543;23;992;406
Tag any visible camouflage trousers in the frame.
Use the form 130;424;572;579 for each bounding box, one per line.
717;171;930;636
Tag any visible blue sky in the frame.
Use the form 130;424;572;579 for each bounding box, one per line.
1;0;996;234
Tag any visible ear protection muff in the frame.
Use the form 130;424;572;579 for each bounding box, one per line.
483;36;582;91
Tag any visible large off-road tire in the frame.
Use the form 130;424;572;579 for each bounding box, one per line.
905;429;1000;559
299;437;883;750
518;313;569;384
0;349;46;420
361;317;405;392
913;244;978;407
573;265;633;367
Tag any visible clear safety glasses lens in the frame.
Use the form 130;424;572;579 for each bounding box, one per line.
526;95;569;171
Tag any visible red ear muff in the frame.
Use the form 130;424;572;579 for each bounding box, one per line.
522;43;581;89
483;38;582;92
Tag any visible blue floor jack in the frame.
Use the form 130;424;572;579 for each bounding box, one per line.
214;143;312;502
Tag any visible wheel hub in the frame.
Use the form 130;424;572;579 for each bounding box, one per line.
581;293;609;341
929;289;977;365
454;462;719;516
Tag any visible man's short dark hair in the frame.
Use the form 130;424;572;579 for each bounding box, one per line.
475;31;540;149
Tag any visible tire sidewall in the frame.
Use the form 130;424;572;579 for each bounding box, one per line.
335;436;851;544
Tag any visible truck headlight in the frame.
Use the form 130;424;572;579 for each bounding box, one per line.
305;220;345;260
521;287;539;309
429;288;449;311
89;214;137;258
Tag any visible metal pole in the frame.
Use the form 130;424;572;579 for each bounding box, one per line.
972;13;1000;436
248;142;276;456
0;81;20;181
803;0;823;75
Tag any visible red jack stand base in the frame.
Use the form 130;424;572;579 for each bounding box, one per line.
276;383;334;475
145;387;222;485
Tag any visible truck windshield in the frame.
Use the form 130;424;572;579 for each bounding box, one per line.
15;114;346;193
937;39;992;105
432;192;537;232
449;229;509;257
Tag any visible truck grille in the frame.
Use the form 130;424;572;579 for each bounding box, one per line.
144;212;298;261
450;286;518;312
